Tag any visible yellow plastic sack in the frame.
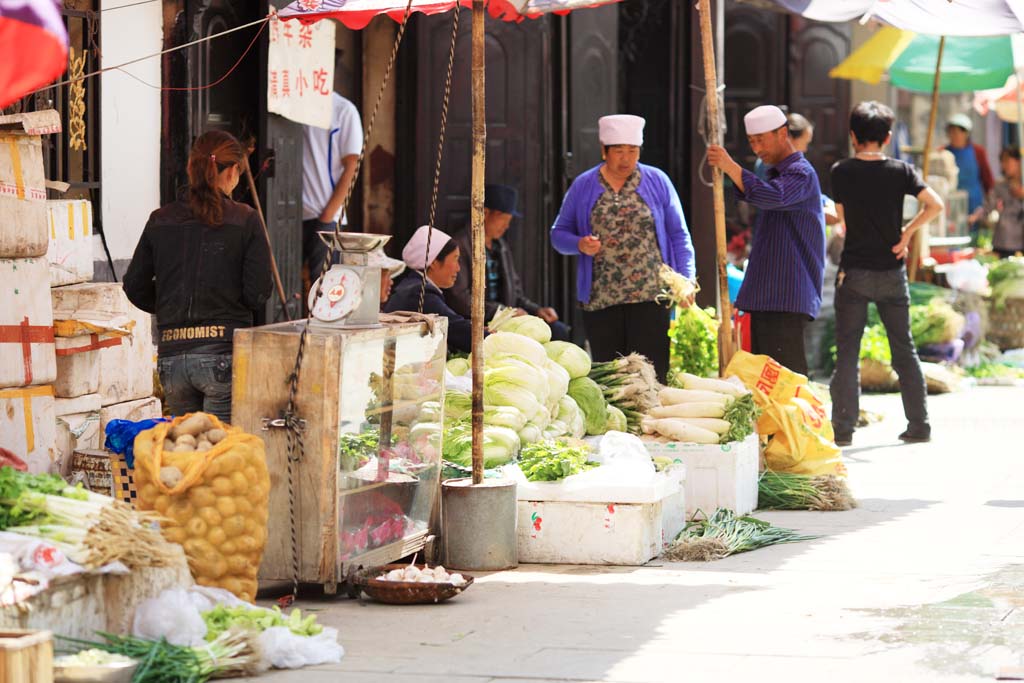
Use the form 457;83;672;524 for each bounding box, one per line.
725;351;844;477
133;413;270;602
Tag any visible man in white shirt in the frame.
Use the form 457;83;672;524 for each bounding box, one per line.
302;91;363;282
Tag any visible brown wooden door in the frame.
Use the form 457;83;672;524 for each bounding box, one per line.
787;18;851;195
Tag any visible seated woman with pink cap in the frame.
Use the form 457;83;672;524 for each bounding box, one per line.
384;225;472;352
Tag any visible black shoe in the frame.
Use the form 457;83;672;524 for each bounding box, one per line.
898;427;931;443
835;434;853;447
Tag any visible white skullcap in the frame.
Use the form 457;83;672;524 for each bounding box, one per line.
402;225;453;271
598;115;645;146
744;105;788;135
368;248;406;278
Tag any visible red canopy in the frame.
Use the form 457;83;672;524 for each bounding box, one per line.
0;0;68;108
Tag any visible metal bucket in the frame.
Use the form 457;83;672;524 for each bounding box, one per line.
441;478;518;571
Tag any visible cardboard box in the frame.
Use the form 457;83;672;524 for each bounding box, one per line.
0;110;60;259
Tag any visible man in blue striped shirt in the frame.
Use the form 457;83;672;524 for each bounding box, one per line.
708;105;825;375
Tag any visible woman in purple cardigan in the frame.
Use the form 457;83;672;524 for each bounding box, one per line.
550;114;695;382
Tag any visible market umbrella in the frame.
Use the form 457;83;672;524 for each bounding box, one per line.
0;0;68;109
762;0;1024;36
280;0;616;483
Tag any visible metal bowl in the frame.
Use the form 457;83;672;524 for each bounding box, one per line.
54;659;139;683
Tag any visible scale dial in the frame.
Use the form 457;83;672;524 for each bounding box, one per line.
309;266;364;322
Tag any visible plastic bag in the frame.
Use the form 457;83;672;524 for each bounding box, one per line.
945;259;990;295
104;418;168;469
258;626;345;669
133;413;270;602
725;351;844;476
133;588;208;647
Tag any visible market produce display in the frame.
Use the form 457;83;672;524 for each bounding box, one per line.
133;413;270;602
517;439;595;482
0;467;178;569
201;604;323;641
988;256;1024;308
656;263;699;307
757;470;856;511
641;374;757;445
668;305;718;380
588;354;660;433
664;508;817;561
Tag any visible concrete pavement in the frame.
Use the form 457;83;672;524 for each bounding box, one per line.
248;386;1024;682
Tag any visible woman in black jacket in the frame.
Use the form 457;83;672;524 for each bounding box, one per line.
123;131;272;423
384;225;472;352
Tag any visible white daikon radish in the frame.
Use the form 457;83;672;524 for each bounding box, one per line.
647;418;720;444
649;402;727;419
672;417;731;435
678;372;747;397
658;387;731;406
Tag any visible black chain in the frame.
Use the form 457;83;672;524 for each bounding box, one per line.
417;4;461;314
282;0;415;601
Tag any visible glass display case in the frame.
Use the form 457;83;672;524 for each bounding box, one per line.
232;318;447;592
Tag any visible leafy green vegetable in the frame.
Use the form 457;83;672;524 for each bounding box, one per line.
493;315;552;343
909;299;963;346
518;440;595;481
668;305;718;380
567;377;608;436
442;423;520;469
446;357;470;376
338;431;380;472
604;405;628;433
544;341;592;379
202;604;322;641
665;508;818;561
720;393;759;444
483;332;548;367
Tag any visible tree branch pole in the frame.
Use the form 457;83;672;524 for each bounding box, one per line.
470;0;486;486
696;0;735;372
243;158;291;321
909;35;944;282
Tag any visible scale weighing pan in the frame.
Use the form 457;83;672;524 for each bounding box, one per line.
317;231;391;253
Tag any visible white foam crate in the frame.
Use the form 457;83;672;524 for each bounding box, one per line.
0;385;57;473
0;257;56;388
99;396;162;436
643;433;759;518
46;199;94;286
55;393;102;475
516;468;686;565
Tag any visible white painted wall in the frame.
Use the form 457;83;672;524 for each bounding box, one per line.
98;0;163;267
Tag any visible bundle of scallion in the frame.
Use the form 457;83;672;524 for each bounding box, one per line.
757;470;856;511
0;467;178;569
664;508;817;561
59;629;262;682
587;354;660;434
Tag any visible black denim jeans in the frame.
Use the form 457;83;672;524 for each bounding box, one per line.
830;267;928;437
158;352;233;424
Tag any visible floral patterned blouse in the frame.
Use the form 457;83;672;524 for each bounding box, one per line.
584;169;663;311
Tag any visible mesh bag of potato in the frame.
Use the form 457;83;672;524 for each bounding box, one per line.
133;413;270;602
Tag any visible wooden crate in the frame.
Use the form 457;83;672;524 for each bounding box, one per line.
232;319;447;590
0;629;53;683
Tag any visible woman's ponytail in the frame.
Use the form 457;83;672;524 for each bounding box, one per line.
187;130;244;226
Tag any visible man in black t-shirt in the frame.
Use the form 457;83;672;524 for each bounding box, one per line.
829;101;944;447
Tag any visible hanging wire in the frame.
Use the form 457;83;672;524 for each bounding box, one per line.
418;3;462;314
693;83;727;188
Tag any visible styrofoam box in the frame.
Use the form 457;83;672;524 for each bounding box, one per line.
0;385;58;473
643;433;759;517
0;113;54;259
0;257;56;388
516;470;687;565
54;335;105;398
46;199;95;286
99;396;162;436
55;393;102;475
51;283;155;406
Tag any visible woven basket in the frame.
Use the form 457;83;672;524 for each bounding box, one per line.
987;297;1024;350
358;564;474;605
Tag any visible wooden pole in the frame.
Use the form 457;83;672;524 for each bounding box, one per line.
909;35;944;282
696;0;735;372
470;0;486;486
243;158;292;321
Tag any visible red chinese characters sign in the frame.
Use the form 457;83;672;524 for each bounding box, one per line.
267;7;335;129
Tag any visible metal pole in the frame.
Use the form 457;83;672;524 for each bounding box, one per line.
909;35;944;282
696;0;735;372
243;158;292;321
470;0;486;486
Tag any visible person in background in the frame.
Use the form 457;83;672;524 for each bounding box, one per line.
550;114;695;383
708;105;825;375
384;226;472;353
368;248;405;306
982;147;1024;258
756;113;840;227
447;184;569;341
829;101;943;446
302;90;363;286
123;131;272;423
943;113;994;228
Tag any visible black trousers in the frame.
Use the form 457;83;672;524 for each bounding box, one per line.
748;311;810;376
583;302;671;383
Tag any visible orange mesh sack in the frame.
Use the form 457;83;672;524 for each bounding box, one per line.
133;413;270;602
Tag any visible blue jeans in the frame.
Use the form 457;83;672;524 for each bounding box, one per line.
158;352;233;424
830;267;928;437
